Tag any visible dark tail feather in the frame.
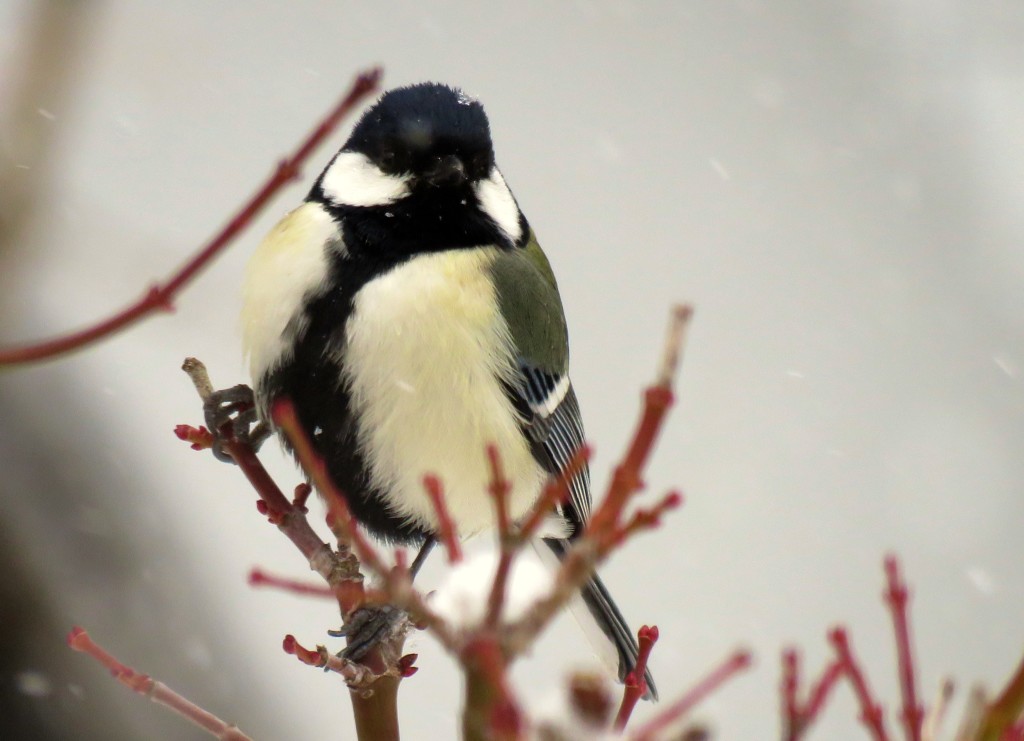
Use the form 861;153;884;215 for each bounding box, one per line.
543;538;658;701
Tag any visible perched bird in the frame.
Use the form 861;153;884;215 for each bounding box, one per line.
239;82;655;697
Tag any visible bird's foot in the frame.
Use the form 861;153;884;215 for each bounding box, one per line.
329;604;410;662
203;384;271;463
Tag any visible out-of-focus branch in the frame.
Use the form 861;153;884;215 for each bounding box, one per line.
505;305;692;658
270;397;460;653
884;555;923;741
67;627;252;741
0;68;381;366
829;628;890;741
630;649;752;741
249;567;335;598
976;652;1024;741
423;474;462;563
922;678;954;741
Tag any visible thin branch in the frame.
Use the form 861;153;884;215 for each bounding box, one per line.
484;445;514;630
0;68;381;366
802;660;844;732
182;360;355;592
249;567;335;598
587;304;693;541
460;636;524;741
921;678;954;741
883;554;923;741
514;444;591;543
68;627;252;741
423;474;462;563
282;634;376;687
505;306;693;656
270;397;459;652
174;424;214;451
829;628;890;741
630;649;751;741
782;649;802;740
955;685;987;741
615;625;660;731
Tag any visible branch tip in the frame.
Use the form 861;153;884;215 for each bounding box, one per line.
656;303;694;389
423;474;462;563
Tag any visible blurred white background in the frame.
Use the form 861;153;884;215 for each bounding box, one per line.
1;1;1022;739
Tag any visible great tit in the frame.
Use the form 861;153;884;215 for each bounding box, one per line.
240;82;655;697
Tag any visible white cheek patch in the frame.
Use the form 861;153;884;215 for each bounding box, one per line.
320;151;411;207
474;168;522;244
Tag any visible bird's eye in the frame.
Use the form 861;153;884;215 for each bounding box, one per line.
378;150;397;170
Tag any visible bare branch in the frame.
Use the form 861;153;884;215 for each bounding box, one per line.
829;628;890;741
615;625;660;731
883;554;923;741
630;649;751;741
68;627;252;741
0;68;381;366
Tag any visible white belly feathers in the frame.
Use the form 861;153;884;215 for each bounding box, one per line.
242;203;547;537
342;247;547;536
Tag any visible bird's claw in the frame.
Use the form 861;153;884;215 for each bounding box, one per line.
331;605;410;663
203;384;271;463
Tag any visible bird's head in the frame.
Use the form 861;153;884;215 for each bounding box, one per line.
312;82;526;253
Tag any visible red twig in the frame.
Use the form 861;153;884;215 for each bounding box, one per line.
830;628;890;741
0;68;381;367
586;305;692;542
272;398;385;573
614;625;660;731
504;306;693;657
782;649;801;739
182;360;363;612
484;445;514;629
271;397;458;651
282;634;374;686
423;474;462;563
610;490;684;548
68;627;252;741
803;660;844;728
782;649;844;740
486;444;513;538
515;444;591;542
630;649;751;741
883;555;923;741
292;482;312;511
461;636;524;740
174;424;214;451
249;567;335;598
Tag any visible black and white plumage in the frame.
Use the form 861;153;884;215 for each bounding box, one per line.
241;82;655;697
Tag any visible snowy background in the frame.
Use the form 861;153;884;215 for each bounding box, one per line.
1;2;1023;739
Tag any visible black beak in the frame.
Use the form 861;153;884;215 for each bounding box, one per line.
424;155;466;187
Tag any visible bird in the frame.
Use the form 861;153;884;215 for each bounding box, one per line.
238;81;655;698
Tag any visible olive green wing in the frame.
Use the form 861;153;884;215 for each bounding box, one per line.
489;232;591;529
